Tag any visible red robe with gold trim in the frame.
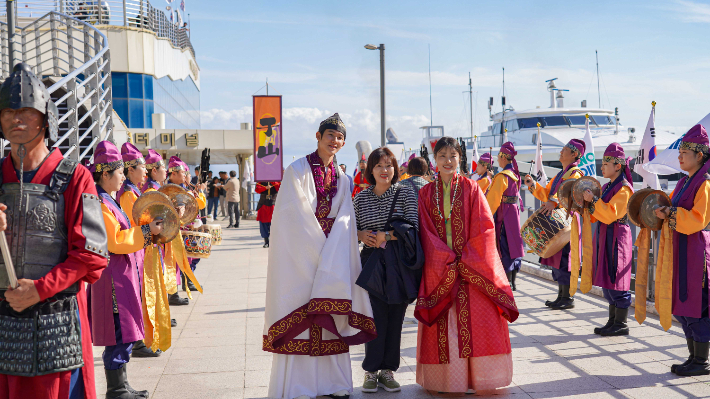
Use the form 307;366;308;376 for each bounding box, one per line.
415;174;518;392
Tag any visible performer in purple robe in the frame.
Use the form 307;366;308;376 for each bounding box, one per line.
142;149;166;193
474;152;493;193
583;143;634;336
89;141;165;398
524;139;585;310
656;124;710;376
486;142;524;290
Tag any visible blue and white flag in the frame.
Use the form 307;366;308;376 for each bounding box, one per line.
472;136;480;164
533;127;548;185
579;116;597;177
634;104;660;189
644;112;710;175
180;0;185;12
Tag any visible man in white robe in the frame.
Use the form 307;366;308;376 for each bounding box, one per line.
264;113;376;399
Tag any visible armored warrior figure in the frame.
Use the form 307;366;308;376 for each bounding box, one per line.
0;62;109;398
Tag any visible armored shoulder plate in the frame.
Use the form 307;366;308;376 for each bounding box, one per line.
46;159;78;201
82;192;108;259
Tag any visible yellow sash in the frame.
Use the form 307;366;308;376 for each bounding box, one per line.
142;245;172;352
655;221;674;331
497;169;519;182
634;228;651;325
580;209;593;293
569;214;580;296
163;233;204;299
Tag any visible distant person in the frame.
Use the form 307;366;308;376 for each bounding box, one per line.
353;156;368;198
207;177;220;220
255;181;280;247
401;156;429;198
399;162;410;181
474;153;494;194
340;163;354;193
225;170;241;228
218;171;228;219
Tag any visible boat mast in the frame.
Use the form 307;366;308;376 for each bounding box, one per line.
428;44;433;127
500;67;506;145
469;72;473;139
596;50;601;108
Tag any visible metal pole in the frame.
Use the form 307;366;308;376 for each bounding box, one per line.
123;0;127;26
6;0;15;69
379;43;385;147
188;13;190;39
469;72;473;139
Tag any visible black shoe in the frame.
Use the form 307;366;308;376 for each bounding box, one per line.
676;341;710;376
227;224;233;228
511;270;517;291
550;285;575;310
545;285;562;307
105;367;147;399
600;307;629;336
186;279;197;291
594;305;616;335
234;224;239;228
131;340;161;358
169;292;189;306
672;338;695;374
171;318;177;327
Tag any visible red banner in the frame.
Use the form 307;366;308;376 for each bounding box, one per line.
253;95;283;182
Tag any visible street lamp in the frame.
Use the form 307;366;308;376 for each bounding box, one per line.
365;43;385;147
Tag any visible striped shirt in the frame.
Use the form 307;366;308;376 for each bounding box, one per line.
354;183;419;239
400;176;430;198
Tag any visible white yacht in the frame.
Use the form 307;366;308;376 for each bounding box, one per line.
469;79;679;167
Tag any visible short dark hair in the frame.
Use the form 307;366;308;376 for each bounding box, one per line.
339;164;346;171
408;157;428;176
365;147;399;185
194;166;200;172
433;136;463;159
230;170;237;177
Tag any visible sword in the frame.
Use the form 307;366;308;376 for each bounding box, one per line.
0;233;17;289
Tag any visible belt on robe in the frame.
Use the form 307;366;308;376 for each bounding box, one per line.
501;195;518;204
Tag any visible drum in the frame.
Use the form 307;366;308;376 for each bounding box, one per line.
182;230;212;259
520;207;573;258
206;224;222;245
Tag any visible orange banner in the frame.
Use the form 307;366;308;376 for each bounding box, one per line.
253;95;283;181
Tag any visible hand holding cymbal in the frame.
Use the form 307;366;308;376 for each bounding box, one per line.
583;189;594;203
654;206;670;220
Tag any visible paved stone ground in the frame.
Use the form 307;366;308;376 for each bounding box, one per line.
94;219;710;398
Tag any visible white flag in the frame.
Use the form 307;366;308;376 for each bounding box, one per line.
533;129;548;185
579;116;597;177
634;105;660;189
472;136;480;165
242;157;253;189
644;112;710;175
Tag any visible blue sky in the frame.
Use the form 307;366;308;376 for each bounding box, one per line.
190;0;709;170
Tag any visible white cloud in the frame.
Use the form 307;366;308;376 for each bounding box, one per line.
672;0;710;23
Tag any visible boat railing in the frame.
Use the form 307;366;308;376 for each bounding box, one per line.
0;10;113;163
460;134;505;149
12;0;194;58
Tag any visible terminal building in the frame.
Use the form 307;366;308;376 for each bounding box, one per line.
2;0;255;212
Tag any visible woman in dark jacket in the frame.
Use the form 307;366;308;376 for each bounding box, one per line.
354;147;421;393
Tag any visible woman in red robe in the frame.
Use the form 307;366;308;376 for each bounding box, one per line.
415;137;518;393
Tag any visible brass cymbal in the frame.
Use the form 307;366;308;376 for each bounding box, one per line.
640;190;671;231
159;183;199;224
132;191;180;244
572;176;602;209
627;188;654;227
558;178;579;213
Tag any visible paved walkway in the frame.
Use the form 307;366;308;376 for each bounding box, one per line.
94;219;710;398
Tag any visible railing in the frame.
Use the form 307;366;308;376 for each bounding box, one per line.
13;0;194;57
0;11;113;162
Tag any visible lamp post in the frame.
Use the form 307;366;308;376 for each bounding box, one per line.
365;44;385;147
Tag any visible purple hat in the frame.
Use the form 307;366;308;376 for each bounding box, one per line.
401;162;409;168
565;139;586;156
90;141;123;173
478;152;492;166
408;153;416;161
168;156;186;173
680;124;709;154
121;142;145;168
604;143;633;183
144;149;164;169
499;142;520;184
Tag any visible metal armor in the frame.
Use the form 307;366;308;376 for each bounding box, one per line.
0;159;79;293
0;158;105;377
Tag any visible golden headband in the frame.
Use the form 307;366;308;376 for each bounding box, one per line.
146;160;164;170
680;141;710;154
95;160;124;173
124;157;146;168
603;156;625;164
